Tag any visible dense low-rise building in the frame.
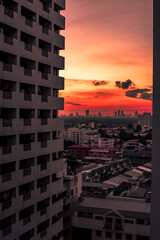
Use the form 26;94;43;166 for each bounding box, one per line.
92;138;114;148
68;145;92;160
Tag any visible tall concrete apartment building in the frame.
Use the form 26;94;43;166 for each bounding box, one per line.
151;0;160;240
0;0;65;239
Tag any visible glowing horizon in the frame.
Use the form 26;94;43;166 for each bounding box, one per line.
59;0;153;116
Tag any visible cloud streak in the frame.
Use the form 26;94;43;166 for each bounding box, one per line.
93;80;109;86
115;79;135;89
125;88;152;100
65;102;87;106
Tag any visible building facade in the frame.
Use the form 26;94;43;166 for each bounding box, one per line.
0;1;65;239
72;196;150;240
68;145;92;160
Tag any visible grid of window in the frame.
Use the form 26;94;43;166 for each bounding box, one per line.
0;0;65;239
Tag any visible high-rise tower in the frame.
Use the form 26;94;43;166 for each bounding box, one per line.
85;110;89;117
0;0;65;239
151;1;160;239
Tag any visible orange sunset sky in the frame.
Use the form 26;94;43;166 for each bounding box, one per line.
59;0;153;116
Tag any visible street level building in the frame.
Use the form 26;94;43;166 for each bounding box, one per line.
72;196;150;240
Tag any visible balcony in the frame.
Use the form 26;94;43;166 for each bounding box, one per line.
114;223;123;231
19;228;34;240
52;212;63;224
21;6;36;27
0;135;16;155
2;0;18;18
53;67;59;76
38;62;51;80
37;219;50;236
38;86;51;102
24;68;32;76
104;222;112;230
2;119;12;127
19;158;34;176
0;188;16;211
0;79;16;99
0;108;16;127
20;109;34;126
19;181;34;201
38;132;50;149
54;24;64;35
3;63;12;72
1;162;15;182
38;109;50;125
0;51;17;72
39;16;52;35
20;83;35;101
54;2;63;12
19;205;34;225
3;91;12;99
37;198;50;216
0;214;16;237
20;57;36;76
19;133;35;151
39;39;51;57
37;154;50;171
21;31;36;52
0;23;17;45
54;0;65;10
37;176;50;194
41;95;48;102
40;0;52;13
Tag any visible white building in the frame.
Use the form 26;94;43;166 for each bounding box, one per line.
92;137;114;148
64;127;100;146
123;141;143;152
0;1;65;239
66;128;84;145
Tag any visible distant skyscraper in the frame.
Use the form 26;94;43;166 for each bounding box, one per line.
86;110;89;117
0;1;65;239
135;110;138;117
115;111;117;117
121;110;124;116
76;112;79;117
118;110;120;117
98;112;102;117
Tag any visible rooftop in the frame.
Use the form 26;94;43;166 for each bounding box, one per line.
68;145;92;149
78;196;150;214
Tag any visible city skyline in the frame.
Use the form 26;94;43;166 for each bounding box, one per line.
60;109;152;117
60;0;153;116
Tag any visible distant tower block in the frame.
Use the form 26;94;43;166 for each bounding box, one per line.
86;110;89;117
135;110;138;117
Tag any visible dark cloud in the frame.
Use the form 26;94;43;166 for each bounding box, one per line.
66;102;87;106
115;79;135;89
95;91;115;98
125;88;152;101
140;92;152;101
97;92;104;94
93;80;109;86
115;81;121;88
